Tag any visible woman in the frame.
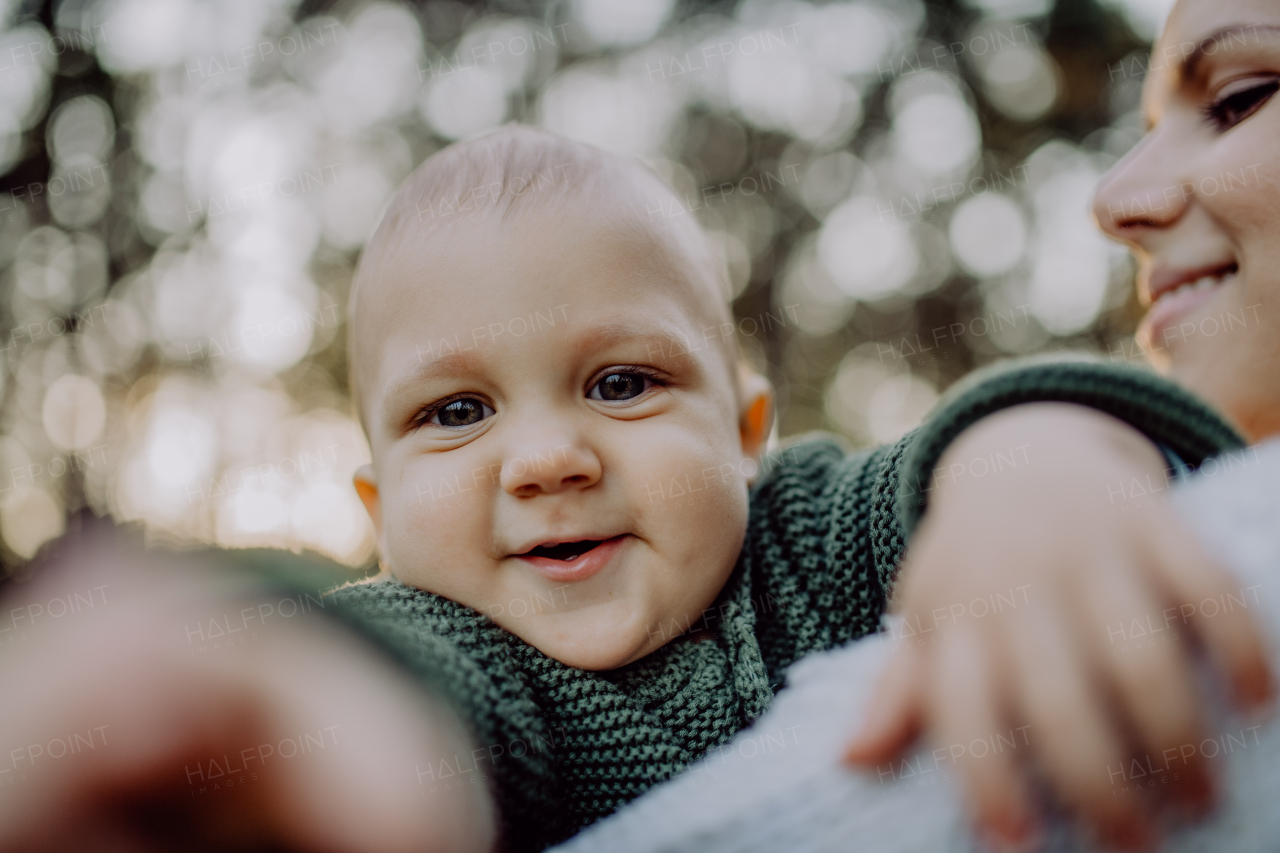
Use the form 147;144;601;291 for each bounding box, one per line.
1092;0;1280;440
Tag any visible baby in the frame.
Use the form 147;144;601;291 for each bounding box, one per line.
346;127;773;672
334;126;1270;851
0;125;1268;853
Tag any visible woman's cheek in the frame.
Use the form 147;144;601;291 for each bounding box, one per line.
1205;122;1280;230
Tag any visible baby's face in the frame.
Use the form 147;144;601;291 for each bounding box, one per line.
354;203;768;669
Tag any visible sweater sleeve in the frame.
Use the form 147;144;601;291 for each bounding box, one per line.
744;357;1244;675
895;356;1245;538
742;434;902;679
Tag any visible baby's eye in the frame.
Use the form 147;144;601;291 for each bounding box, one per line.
426;397;494;428
589;371;656;402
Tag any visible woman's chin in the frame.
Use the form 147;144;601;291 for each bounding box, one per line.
1160;344;1277;442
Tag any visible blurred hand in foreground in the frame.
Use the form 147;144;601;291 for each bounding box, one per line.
0;523;496;853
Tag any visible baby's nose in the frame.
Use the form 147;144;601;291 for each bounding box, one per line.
500;442;601;497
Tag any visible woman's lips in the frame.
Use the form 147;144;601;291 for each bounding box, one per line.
1138;273;1234;350
516;534;628;582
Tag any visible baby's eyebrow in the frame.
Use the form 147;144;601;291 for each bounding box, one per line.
571;320;701;363
381;349;483;420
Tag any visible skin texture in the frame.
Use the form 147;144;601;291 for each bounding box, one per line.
350;202;772;671
1093;0;1280;441
851;2;1280;848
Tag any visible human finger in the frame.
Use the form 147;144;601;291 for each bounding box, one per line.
925;625;1038;851
1143;511;1275;713
1006;601;1154;850
1078;554;1214;818
844;640;925;765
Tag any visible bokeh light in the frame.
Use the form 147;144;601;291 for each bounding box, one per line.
0;0;1175;571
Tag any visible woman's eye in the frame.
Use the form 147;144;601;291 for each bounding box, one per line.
1205;78;1279;130
426;398;494;428
590;371;654;402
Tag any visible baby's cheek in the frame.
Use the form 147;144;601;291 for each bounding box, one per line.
637;461;745;515
633;434;750;513
384;473;486;579
635;443;750;573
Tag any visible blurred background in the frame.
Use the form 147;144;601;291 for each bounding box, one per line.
0;0;1172;574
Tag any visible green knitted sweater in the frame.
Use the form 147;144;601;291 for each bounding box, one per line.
249;359;1242;853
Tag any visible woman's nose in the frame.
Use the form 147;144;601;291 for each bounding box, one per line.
1092;128;1190;243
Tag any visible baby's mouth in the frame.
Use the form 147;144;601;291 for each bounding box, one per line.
522;540;605;561
514;535;628;583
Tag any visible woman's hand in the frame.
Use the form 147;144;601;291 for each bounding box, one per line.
843;403;1274;850
0;526;496;853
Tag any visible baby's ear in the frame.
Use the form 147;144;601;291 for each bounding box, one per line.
737;362;773;468
353;464;383;540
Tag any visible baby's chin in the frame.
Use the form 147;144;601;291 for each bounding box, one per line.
496;601;669;671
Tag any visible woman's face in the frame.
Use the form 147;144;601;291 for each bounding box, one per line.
1093;0;1280;441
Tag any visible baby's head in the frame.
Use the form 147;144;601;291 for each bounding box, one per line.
349;126;772;670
